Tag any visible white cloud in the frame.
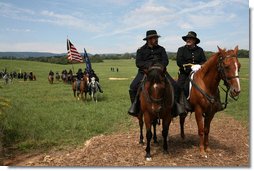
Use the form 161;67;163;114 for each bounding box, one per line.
123;1;171;26
0;2;34;18
0;2;103;33
0;42;66;53
1;28;32;33
178;22;192;29
93;0;174;39
160;35;182;51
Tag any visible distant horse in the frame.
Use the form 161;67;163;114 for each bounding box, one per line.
55;73;60;81
0;71;4;79
89;77;99;102
180;46;241;158
61;73;67;83
72;75;89;100
23;72;28;81
67;70;73;84
48;75;54;84
138;64;174;161
3;73;12;84
29;72;36;81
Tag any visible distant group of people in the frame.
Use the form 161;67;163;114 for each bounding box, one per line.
48;68;103;93
0;68;36;83
75;68;103;93
110;67;119;72
48;69;73;83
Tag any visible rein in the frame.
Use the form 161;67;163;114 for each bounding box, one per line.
141;77;164;104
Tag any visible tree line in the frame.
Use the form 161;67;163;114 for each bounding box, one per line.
168;49;249;60
0;49;248;64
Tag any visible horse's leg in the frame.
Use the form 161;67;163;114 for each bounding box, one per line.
162;116;171;154
85;92;87;101
152;119;158;145
194;106;206;157
204;112;215;152
144;113;152;161
180;114;187;140
80;90;83;101
138;114;144;144
73;89;76;97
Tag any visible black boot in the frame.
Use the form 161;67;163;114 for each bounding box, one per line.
97;83;103;93
128;90;139;117
172;88;186;116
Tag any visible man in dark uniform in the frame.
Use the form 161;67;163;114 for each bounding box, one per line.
49;70;54;76
176;31;222;111
175;31;206;111
128;30;176;117
89;69;103;93
76;68;83;92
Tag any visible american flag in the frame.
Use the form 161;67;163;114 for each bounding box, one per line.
67;39;83;63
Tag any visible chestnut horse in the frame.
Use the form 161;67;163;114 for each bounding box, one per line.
139;64;174;161
180;46;241;157
72;75;89;101
48;75;54;84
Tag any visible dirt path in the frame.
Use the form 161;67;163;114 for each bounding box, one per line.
4;113;249;166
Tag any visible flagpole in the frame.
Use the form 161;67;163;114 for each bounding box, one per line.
67;37;75;73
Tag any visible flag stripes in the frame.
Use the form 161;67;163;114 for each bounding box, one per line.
67;39;83;62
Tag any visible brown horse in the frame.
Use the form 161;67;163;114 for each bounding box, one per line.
138;64;174;161
180;46;241;157
48;75;54;84
72;75;89;100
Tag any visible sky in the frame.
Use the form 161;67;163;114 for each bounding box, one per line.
0;0;249;54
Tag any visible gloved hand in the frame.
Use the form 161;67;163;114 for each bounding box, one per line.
191;64;201;72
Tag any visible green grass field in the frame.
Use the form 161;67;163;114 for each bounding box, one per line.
0;58;249;153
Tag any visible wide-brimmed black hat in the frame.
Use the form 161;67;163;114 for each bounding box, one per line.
143;30;161;40
182;31;200;44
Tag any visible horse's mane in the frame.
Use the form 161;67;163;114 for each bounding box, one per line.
147;69;162;84
199;51;220;75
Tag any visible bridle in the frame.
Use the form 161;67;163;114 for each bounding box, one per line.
189;53;240;111
142;66;165;104
217;55;240;88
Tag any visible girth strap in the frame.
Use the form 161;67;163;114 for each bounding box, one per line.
189;76;215;104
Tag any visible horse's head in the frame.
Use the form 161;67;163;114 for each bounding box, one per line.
217;46;241;97
91;77;96;88
144;64;166;113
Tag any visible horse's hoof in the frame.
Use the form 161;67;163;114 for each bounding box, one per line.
153;141;159;147
139;141;144;145
146;157;152;161
200;152;208;158
163;150;169;155
181;134;185;140
145;154;151;161
206;147;212;152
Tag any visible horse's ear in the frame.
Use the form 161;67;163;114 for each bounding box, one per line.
217;46;223;53
234;45;239;55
